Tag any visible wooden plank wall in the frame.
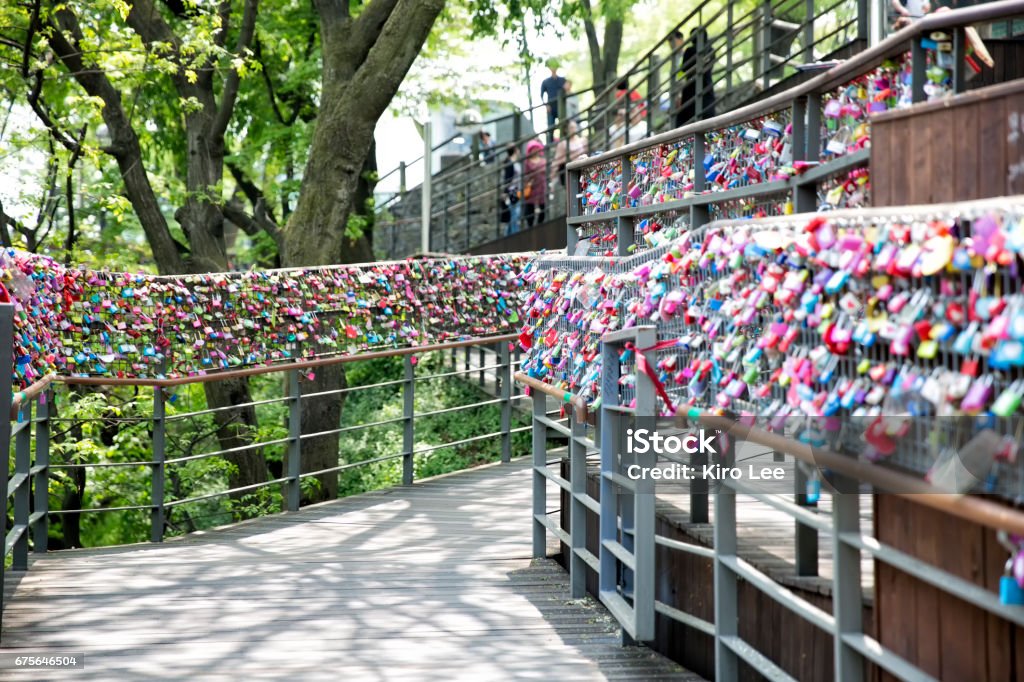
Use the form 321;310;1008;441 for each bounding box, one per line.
874;496;1024;681
559;463;875;681
872;67;1024;206
872;66;1024;681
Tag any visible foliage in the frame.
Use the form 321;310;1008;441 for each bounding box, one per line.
38;352;528;548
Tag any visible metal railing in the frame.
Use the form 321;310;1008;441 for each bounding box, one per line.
519;329;1024;680
563;1;1024;259
373;0;872;258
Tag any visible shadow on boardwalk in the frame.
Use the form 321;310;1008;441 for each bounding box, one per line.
1;458;699;681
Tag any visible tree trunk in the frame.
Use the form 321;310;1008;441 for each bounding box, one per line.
298;363;346;501
203;378;267;499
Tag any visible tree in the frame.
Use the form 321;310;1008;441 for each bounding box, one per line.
1;0;445;501
467;0;634;96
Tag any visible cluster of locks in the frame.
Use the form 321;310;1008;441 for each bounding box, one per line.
520;202;1024;498
1;249;527;386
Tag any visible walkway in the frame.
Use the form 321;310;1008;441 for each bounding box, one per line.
1;459;698;681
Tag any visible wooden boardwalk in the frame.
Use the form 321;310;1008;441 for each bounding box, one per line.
1;459;699;681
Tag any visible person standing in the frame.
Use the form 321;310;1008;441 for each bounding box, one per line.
668;30;687;128
502;145;523;235
550;120;587;188
523;139;548;228
540;60;570;143
479;131;496;164
679;28;716;126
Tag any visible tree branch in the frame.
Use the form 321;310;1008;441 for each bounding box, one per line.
579;0;603;86
222;198;282;249
49;7;186;274
344;0;399;68
253;39;287;124
227;161;278;225
212;0;258;145
313;0;349;34
349;0;445;122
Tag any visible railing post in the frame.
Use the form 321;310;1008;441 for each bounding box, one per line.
499;343;512;464
632;327;657;643
403;354;415;485
646;53;657;133
565;411;586;594
795;463;820;576
714;434;739;680
761;0;772;91
726;3;734;94
858;0;870;42
286;368;301;511
804;0;815;63
531;391;547;558
691;132;710;232
832;473;865;681
151;387;166;543
617;153;633;256
911;36;927;103
793;95;819;214
32;389;50;553
13;399;31;570
399;161;407;196
0;303;11;624
953;27;967;94
478;346;485;387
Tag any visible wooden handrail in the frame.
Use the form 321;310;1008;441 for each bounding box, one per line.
677;407;1024;537
11;373;55;420
513;372;588;423
514;367;1024;535
59;334;518;388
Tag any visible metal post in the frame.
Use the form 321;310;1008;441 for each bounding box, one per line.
832;473;865;681
953;27;967;94
805;91;822;167
421;120;432;255
464;174;471;250
858;0;871;43
911;38;927;103
531;392;547;558
868;0;883;46
478;346;485;387
32;389;50;553
695;30;705;119
151;387;166;543
286;369;301;511
569;410;587;598
632;327;657;642
499;343;512;464
761;0;772;91
0;304;11;622
403;355;415;485
442;187;449;253
793;96;817;214
714;434;739;681
616;217;633;257
646;54;657;133
795;464;819;576
399;161;407;196
598;337;620;599
691;133;710;231
804;0;815;63
13;399;31;570
726;3;734;94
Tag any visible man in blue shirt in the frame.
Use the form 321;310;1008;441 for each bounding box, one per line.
540;59;570;143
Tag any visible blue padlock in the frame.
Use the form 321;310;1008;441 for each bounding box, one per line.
1000;575;1024;605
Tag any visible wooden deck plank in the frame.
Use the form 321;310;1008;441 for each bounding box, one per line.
1;458;699;681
